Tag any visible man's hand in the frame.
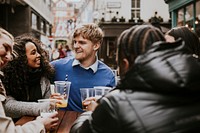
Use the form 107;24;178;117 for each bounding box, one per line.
82;97;98;111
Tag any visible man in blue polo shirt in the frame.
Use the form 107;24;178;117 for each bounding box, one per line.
51;23;115;112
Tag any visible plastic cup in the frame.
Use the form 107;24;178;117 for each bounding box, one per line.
94;86;112;98
38;99;56;117
80;88;95;111
94;88;104;99
54;81;71;108
103;87;112;95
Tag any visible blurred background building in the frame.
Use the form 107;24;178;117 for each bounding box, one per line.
0;0;53;49
2;0;198;68
76;0;170;68
51;0;78;49
50;0;170;68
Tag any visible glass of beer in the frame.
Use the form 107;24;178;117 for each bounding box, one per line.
94;86;112;97
38;99;57;117
80;88;95;111
53;81;71;108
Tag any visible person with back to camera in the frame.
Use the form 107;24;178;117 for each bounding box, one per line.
0;27;58;133
51;23;115;112
165;26;200;57
1;34;56;119
70;24;200;133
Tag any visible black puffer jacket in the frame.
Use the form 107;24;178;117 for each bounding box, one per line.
70;39;200;133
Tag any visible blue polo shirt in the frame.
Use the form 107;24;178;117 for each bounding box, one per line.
51;57;115;112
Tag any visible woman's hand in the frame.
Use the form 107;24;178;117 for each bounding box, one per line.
50;93;63;105
82;97;98;111
36;111;59;131
50;93;62;100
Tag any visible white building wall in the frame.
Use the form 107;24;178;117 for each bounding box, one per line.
77;0;170;23
141;0;169;22
75;0;94;24
120;0;131;20
24;0;53;24
105;0;131;21
82;1;94;23
95;0;131;22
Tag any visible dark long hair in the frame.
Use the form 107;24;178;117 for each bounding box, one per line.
166;26;200;57
1;34;55;101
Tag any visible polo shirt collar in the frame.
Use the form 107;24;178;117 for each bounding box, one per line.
72;58;98;73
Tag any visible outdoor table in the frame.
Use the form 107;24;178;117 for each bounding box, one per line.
15;110;81;133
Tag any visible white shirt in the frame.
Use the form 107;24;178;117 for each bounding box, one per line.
72;58;98;73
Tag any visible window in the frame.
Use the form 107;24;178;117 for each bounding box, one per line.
196;0;200;20
131;9;140;18
177;8;184;26
176;3;195;30
196;0;200;36
105;38;117;68
32;13;37;29
41;20;45;33
185;4;193;29
46;23;50;36
131;0;140;21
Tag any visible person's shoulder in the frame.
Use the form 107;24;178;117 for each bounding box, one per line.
40;76;50;83
51;57;74;66
98;60;112;70
99;89;124;107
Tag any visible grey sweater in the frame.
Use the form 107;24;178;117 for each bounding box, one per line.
3;77;51;118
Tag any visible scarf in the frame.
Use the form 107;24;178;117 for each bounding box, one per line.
27;68;43;102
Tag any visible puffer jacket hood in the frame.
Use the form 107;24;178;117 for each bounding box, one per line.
118;39;200;94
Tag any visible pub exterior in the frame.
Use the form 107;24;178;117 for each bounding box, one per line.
165;0;200;36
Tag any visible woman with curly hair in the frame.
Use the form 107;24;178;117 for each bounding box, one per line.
1;34;55;119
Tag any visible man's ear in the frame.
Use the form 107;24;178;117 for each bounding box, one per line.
93;43;100;51
122;58;129;73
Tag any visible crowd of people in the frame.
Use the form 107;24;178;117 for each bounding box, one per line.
51;43;74;60
0;22;200;133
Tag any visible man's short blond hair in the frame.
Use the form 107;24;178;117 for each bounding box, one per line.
73;23;104;44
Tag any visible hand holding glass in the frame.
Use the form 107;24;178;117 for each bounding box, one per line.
83;97;98;111
80;88;95;111
51;81;71;108
38;99;57;118
36;111;58;131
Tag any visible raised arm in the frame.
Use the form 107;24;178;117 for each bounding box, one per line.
1;101;45;133
3;96;49;118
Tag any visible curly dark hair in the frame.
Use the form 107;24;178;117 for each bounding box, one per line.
1;34;55;101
